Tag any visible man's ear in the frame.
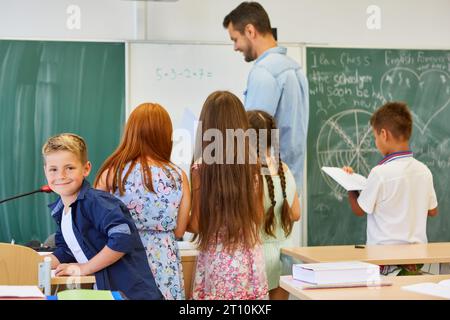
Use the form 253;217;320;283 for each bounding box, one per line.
244;23;257;39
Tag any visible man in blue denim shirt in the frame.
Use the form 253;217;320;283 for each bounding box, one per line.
223;2;309;193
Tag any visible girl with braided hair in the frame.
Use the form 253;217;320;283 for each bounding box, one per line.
247;110;301;300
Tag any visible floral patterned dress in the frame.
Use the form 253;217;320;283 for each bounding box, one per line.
114;162;185;300
192;233;268;300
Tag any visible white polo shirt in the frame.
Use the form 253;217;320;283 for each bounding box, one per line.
357;157;438;245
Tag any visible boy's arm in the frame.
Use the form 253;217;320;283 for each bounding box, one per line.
55;201;135;276
49;254;61;269
428;178;438;217
90;197;140;255
348;191;365;217
343;166;365;216
55;246;124;276
428;207;438;217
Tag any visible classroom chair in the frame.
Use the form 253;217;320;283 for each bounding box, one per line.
0;242;43;285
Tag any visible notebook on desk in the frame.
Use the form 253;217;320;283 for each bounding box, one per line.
56;289;124;300
402;279;450;299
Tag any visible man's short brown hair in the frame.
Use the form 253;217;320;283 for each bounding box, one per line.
370;102;413;141
42;133;88;164
223;2;272;35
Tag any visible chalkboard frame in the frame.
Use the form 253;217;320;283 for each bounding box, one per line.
0;39;126;244
305;45;450;246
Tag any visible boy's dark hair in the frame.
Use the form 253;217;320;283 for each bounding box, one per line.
223;2;272;35
370;101;413;141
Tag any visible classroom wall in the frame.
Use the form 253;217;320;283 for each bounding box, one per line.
145;0;450;48
1;0;450;48
0;0;137;40
1;0;449;247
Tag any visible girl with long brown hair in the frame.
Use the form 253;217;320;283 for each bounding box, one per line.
247;110;301;300
94;103;191;300
188;91;268;300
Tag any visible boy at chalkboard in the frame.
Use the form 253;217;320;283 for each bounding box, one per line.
344;102;438;275
43;133;163;299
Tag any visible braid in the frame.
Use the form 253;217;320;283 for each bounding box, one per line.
278;153;294;237
278;162;287;199
264;174;276;237
247;109;294;238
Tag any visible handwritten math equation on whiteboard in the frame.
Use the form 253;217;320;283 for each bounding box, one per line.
155;67;213;81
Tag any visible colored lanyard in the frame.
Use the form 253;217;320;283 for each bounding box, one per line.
377;150;413;165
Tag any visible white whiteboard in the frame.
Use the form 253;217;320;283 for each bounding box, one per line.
128;42;302;174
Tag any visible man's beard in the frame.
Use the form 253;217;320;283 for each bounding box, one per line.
244;54;255;62
243;41;256;62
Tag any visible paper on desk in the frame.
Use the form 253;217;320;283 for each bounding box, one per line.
402;279;450;299
321;167;367;191
285;276;391;289
0;285;45;298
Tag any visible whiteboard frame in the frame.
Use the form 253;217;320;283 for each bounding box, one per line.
125;40;308;247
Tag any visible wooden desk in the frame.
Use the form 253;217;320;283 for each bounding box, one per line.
50;250;199;297
42;250;198;296
180;249;198;299
282;242;450;265
38;252;96;287
280;274;450;300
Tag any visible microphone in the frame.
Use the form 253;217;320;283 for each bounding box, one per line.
0;185;53;204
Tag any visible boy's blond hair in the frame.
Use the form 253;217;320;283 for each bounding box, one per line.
42;133;88;164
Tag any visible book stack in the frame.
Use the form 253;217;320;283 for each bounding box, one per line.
292;261;381;286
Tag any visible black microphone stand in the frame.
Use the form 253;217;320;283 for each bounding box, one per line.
0;186;53;204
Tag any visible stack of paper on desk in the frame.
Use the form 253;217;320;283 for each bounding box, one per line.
321;166;367;191
402;279;450;299
292;261;380;285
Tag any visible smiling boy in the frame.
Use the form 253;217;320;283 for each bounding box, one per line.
43;133;163;299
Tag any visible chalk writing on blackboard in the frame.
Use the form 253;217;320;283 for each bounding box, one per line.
155;67;213;81
317;109;378;199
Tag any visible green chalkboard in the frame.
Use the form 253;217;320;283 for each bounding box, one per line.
307;47;450;245
0;40;125;244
